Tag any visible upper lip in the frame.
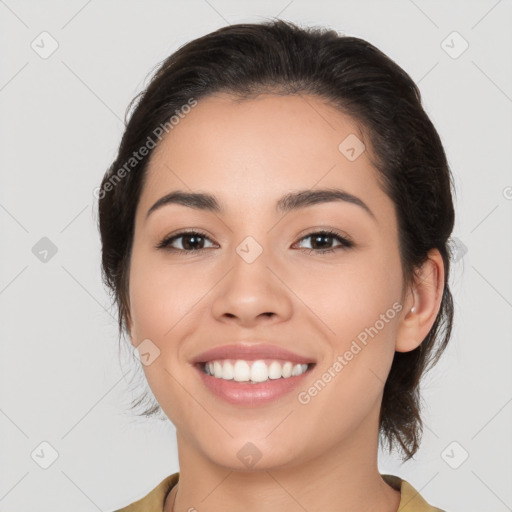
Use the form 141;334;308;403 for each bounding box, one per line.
191;343;316;365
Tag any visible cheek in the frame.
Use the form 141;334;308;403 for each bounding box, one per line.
127;248;205;343
300;266;402;418
300;254;402;345
127;249;203;426
303;255;403;417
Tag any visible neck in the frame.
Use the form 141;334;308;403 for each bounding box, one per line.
164;405;400;512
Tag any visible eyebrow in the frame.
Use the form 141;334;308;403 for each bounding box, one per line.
146;188;376;221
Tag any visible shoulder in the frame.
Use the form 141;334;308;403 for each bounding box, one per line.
381;474;447;512
112;472;179;512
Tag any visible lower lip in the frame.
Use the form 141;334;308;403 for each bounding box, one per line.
194;363;314;406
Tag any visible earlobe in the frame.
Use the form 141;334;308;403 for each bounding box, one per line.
395;249;445;353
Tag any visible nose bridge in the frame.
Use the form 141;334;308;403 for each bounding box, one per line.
231;235;272;287
229;232;275;298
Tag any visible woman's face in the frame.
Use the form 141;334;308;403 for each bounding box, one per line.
128;92;410;470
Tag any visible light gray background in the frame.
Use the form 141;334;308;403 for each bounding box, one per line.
1;1;511;511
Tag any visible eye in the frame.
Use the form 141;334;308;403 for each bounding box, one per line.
155;228;353;255
294;229;353;255
155;230;216;252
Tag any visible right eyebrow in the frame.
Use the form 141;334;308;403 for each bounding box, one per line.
146;191;223;219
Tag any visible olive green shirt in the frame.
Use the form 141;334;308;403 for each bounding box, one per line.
114;472;445;511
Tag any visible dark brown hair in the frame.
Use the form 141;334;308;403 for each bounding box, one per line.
97;19;456;461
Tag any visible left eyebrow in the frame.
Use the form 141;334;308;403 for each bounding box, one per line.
276;188;376;221
146;187;376;222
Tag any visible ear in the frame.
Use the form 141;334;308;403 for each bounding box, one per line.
395;248;445;353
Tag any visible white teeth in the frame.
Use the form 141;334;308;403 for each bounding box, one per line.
213;361;223;378
222;360;234;380
250;360;268;383
282;361;293;378
203;359;310;382
268;361;282;379
233;360;250;382
292;364;304;376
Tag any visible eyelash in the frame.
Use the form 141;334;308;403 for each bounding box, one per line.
155;229;354;255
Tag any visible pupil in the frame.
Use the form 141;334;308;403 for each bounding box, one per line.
184;235;203;250
313;234;330;249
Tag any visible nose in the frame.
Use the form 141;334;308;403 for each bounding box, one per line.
210;248;293;328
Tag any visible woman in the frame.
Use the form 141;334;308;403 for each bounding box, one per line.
98;19;454;512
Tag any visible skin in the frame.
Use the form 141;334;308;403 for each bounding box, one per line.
127;92;445;512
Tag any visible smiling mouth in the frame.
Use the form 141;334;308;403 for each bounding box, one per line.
197;359;316;384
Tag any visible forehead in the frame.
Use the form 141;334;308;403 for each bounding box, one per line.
140;92;387;217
